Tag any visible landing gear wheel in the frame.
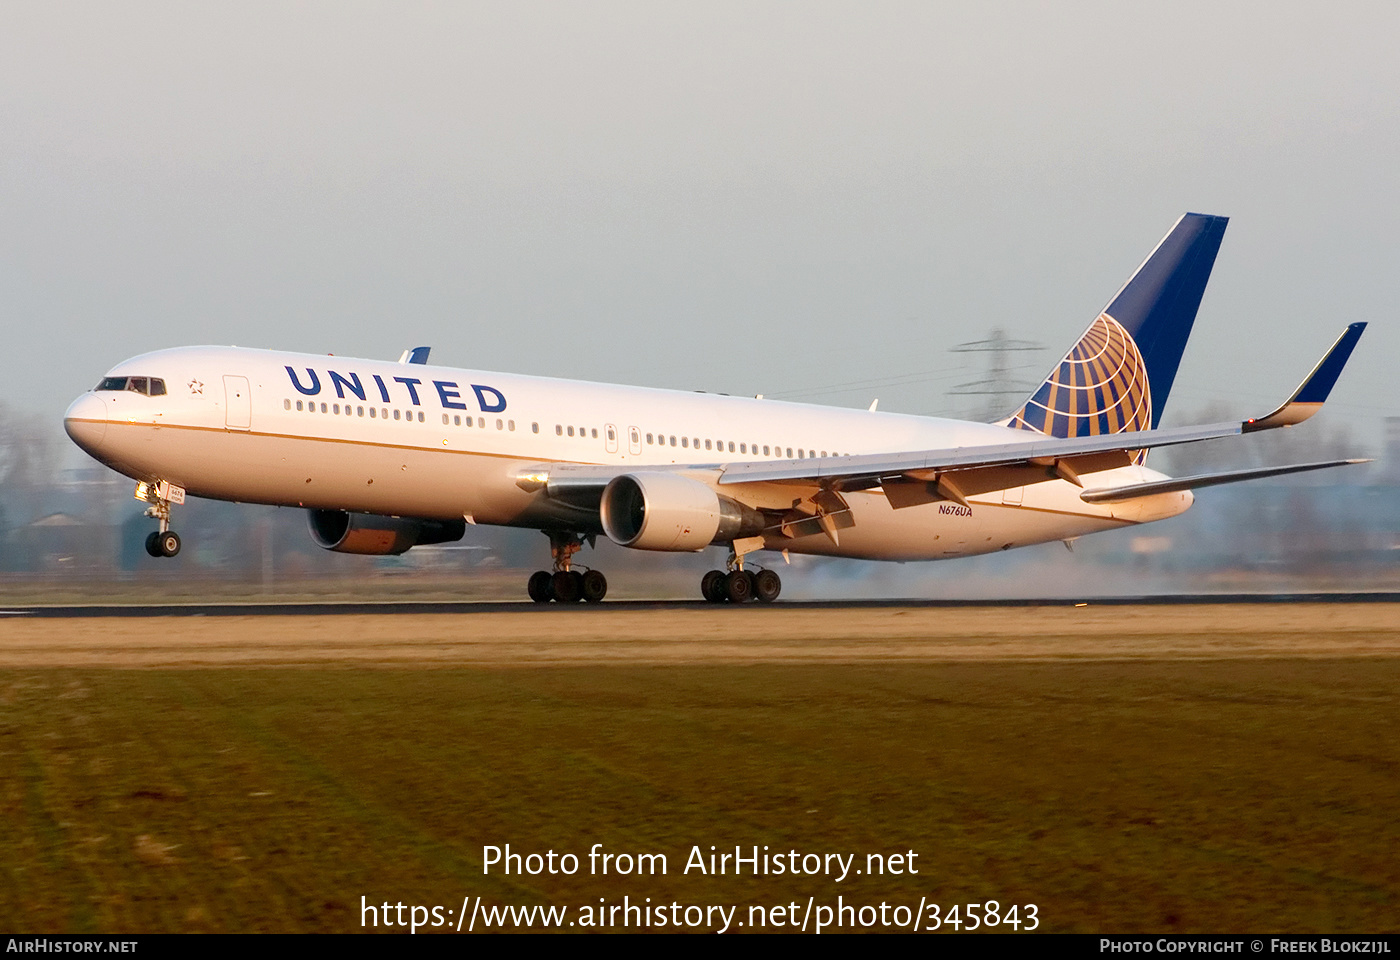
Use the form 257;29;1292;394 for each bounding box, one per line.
701;569;726;603
581;570;608;603
552;570;584;603
144;531;162;558
724;570;755;604
527;570;554;603
753;569;782;603
157;531;181;558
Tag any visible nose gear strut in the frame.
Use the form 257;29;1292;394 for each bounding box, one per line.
135;480;184;558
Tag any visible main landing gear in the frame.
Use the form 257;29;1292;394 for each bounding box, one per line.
701;568;781;603
528;531;607;604
701;541;781;604
136;480;184;558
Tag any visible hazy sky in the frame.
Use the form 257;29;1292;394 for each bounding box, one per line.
3;1;1397;458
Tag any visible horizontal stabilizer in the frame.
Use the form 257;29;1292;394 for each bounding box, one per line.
397;346;432;365
1244;323;1365;431
1079;459;1369;504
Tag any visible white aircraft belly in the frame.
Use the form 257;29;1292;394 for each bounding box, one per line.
88;421;574;525
769;483;1128;562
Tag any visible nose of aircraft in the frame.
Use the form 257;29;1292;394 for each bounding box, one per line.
64;392;108;454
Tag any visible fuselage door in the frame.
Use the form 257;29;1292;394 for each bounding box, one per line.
628;426;642;456
223;375;252;431
605;423;619;454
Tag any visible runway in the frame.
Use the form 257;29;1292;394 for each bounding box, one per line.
4;591;1400;619
2;601;1399;667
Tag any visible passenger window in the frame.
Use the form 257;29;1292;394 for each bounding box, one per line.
786;447;793;458
740;443;746;453
532;422;539;433
478;417;485;428
728;442;735;453
606;426;615;440
370;408;376;418
681;437;688;448
333;404;340;415
705;440;712;450
646;433;654;445
556;425;563;436
567;426;574;436
590;428;596;438
296;400;304;411
509;420;515;431
496;419;503;430
670;436;677;447
284;399;291;410
763;445;769;455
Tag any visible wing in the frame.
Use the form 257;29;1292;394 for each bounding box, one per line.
717;322;1367;503
526;323;1366;519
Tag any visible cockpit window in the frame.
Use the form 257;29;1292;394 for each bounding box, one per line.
95;376;167;396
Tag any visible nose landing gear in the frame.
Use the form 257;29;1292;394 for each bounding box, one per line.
144;530;182;558
136;481;184;558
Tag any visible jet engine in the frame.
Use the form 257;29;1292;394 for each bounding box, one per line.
599;473;765;551
307;509;466;555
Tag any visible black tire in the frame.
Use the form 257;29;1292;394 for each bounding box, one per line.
552;570;583;603
724;570;755;604
581;570;608;603
158;531;181;558
701;569;726;603
754;569;782;603
527;570;554;603
144;531;162;558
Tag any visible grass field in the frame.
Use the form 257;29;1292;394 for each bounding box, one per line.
1;606;1397;933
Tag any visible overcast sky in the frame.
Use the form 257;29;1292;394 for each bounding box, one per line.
3;1;1397;458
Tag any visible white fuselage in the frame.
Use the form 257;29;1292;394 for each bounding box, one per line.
63;346;1192;562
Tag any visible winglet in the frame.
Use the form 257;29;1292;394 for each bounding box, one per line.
1244;322;1366;432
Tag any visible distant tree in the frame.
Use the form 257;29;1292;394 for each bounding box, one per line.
0;402;59;527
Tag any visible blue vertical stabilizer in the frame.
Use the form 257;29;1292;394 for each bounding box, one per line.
1006;213;1228;440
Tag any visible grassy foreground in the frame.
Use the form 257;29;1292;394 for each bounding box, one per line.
1;660;1397;933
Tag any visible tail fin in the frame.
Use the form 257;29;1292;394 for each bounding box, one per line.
1004;213;1229;439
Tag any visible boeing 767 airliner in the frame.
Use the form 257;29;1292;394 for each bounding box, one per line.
64;214;1367;602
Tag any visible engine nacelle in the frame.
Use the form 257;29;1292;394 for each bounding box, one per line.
307;510;466;556
600;473;764;552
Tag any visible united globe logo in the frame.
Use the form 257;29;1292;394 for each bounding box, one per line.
1006;313;1152;443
